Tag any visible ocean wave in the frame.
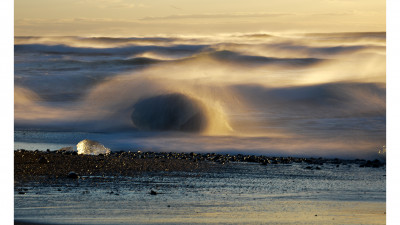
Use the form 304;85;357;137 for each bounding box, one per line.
14;36;178;48
265;44;383;57
53;57;162;67
14;44;207;57
301;32;386;39
206;50;324;67
131;93;207;132
233;82;386;117
14;33;386;158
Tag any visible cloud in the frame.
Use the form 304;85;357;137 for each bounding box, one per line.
15;17;135;25
140;12;293;21
75;0;142;9
169;5;182;10
324;0;361;2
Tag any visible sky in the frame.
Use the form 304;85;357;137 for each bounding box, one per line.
14;0;385;36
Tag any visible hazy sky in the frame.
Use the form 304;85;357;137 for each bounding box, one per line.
15;0;385;36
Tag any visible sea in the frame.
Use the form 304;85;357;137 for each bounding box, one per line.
14;32;386;224
14;32;386;159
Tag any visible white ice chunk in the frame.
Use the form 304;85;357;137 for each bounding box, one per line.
77;139;111;155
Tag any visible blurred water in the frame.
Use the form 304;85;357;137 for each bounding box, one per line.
14;32;386;159
14;162;386;224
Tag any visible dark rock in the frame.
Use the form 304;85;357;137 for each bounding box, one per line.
57;147;74;154
18;191;26;195
67;171;79;179
38;156;49;164
150;190;157;195
360;159;385;168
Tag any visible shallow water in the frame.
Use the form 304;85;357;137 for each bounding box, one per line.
15;162;386;224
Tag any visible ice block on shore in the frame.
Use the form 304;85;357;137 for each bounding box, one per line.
77;139;110;155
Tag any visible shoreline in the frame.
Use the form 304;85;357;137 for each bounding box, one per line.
15;149;385;183
15;150;216;184
15;221;54;225
14;150;386;225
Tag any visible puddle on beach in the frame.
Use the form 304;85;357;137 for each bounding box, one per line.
15;162;386;224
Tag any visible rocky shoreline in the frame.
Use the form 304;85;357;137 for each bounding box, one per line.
15;149;385;184
14;149;386;225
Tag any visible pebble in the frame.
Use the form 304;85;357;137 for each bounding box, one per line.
38;156;49;164
359;159;385;168
67;171;79;179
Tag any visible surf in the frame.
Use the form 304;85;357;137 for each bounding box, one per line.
14;32;386;159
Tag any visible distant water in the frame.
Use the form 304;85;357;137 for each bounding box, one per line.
14;33;386;159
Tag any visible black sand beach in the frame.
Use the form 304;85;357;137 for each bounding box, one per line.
14;150;386;225
15;150;216;183
14;149;385;183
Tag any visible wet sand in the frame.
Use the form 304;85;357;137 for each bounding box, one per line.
15;222;53;225
14;150;385;225
14;150;218;224
15;201;386;225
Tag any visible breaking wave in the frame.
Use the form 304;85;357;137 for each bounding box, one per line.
14;32;386;159
131;93;207;132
